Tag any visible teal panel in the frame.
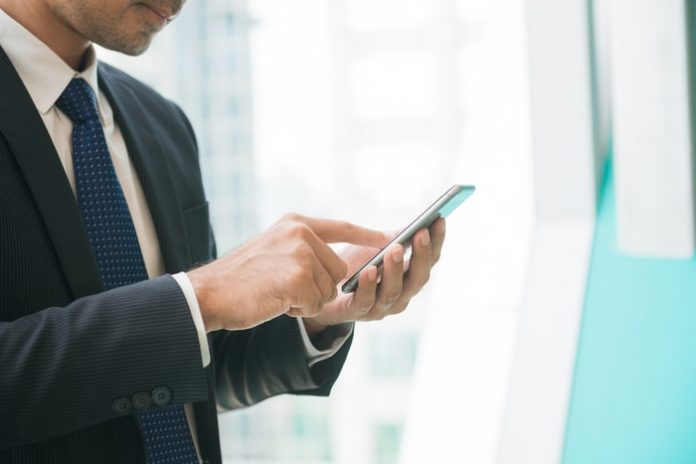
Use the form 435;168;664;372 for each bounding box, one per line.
563;164;696;464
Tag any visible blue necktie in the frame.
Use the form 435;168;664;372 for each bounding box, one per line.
56;78;198;464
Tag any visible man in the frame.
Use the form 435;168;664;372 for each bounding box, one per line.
0;0;446;463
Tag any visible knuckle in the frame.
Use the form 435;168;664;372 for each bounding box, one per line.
356;305;371;316
358;311;375;322
338;221;352;232
288;266;311;287
352;298;372;315
358;298;376;314
282;212;302;222
379;290;400;306
291;223;312;240
393;301;409;314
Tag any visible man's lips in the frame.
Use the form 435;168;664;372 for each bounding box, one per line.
140;3;175;21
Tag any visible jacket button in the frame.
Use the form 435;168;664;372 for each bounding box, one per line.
112;397;132;415
151;386;172;406
132;392;152;410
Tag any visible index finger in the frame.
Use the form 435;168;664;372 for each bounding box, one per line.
303;230;349;283
301;217;389;248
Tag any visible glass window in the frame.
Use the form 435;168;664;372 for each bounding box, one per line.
368;332;418;381
97;0;533;461
373;421;403;464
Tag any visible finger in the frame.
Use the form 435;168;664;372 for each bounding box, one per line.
429;218;446;264
386;298;409;316
289;276;325;317
305;280;326;316
314;265;338;303
402;228;432;299
341;243;385;276
374;244;405;310
301;216;389;248
350;266;378;317
302;229;348;283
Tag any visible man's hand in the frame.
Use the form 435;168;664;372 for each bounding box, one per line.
302;218;446;337
187;213;387;332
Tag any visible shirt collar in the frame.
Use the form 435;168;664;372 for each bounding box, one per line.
0;8;101;115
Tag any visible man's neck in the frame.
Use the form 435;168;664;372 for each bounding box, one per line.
0;0;89;70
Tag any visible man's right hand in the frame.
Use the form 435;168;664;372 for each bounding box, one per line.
187;213;389;332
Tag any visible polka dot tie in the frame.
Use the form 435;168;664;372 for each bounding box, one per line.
56;78;198;464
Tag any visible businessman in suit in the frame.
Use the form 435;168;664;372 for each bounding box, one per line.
0;1;446;463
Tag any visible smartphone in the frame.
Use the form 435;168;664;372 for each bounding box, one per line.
341;184;475;293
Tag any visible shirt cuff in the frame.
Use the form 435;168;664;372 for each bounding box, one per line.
172;272;211;368
296;318;354;367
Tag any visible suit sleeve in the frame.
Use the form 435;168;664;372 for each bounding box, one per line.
0;275;209;449
211;316;353;410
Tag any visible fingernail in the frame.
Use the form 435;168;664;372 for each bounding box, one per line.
367;267;377;282
392;248;403;263
421;231;430;246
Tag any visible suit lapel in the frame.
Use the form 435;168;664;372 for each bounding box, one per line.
0;46;103;298
0;45;191;298
98;64;192;273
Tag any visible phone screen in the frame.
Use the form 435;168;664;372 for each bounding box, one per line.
341;184;475;293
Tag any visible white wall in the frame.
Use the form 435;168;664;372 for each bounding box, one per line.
610;0;695;259
498;0;602;462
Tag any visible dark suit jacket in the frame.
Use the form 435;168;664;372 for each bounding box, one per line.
0;46;352;464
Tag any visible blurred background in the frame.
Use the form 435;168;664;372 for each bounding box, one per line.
100;0;696;462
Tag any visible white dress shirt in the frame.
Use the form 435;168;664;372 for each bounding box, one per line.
0;7;351;460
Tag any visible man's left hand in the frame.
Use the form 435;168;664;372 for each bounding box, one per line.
301;218;446;337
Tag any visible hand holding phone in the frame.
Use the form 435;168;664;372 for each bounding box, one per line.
341;184;475;293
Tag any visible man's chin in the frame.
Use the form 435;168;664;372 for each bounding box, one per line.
98;35;154;56
117;44;152;57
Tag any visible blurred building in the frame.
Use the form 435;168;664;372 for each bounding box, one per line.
101;0;258;254
174;0;258;253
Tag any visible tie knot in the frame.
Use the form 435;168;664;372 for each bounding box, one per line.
56;78;100;123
